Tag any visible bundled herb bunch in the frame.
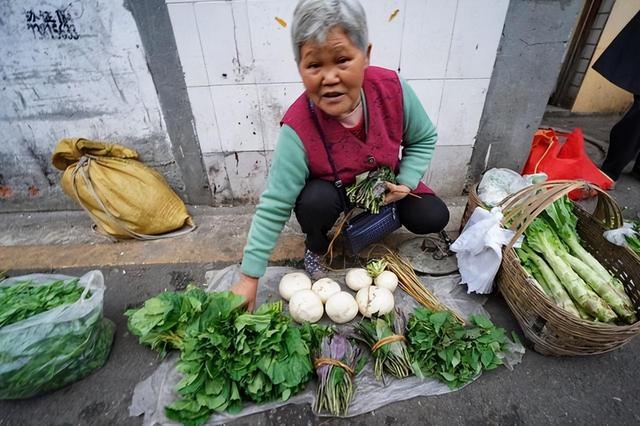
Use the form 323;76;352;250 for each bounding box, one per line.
314;333;365;416
127;289;328;426
407;308;508;389
354;310;412;381
346;166;396;214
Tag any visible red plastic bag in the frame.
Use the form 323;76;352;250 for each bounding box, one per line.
522;128;614;199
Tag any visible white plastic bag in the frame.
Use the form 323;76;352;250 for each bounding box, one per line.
0;271;115;399
477;168;547;207
451;207;516;294
603;222;637;247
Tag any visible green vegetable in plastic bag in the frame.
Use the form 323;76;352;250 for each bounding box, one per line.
0;271;114;399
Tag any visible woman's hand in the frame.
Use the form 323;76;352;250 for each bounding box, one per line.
383;182;412;204
229;273;259;311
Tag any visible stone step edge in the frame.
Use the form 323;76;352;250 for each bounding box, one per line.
1;196;469;271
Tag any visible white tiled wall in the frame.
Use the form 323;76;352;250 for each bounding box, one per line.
167;0;509;201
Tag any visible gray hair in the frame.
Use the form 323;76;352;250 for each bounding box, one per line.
291;0;368;64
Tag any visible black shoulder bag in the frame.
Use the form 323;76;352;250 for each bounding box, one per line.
307;99;401;254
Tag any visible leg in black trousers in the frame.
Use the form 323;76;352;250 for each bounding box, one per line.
295;179;450;254
294;179;344;254
601;94;640;181
397;193;450;235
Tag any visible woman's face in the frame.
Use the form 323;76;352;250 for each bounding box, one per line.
298;26;370;119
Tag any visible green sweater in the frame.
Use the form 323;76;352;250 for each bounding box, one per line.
241;78;437;277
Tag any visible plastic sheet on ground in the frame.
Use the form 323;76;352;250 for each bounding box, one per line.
130;265;524;425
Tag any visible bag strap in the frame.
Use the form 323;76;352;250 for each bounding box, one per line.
307;98;351;215
71;156;196;241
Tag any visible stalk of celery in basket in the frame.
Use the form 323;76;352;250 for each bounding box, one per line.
314;334;365;416
346;166;396;214
516;243;583;319
354;309;412;381
543;196;633;305
524;217;618;323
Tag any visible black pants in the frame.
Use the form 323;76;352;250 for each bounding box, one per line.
601;94;640;181
294;179;450;254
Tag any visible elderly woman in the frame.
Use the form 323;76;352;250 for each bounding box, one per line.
231;0;449;309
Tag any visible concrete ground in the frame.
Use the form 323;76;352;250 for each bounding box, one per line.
1;112;639;425
1;264;639;426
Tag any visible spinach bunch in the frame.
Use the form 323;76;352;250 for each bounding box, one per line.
164;291;247;423
128;290;327;426
0;279;85;327
407;308;508;388
126;285;209;355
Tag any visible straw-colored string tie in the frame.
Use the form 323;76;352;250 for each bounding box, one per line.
314;357;355;376
371;334;406;352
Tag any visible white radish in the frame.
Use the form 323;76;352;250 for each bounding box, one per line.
278;272;312;301
311;278;341;303
374;271;398;293
289;289;324;323
345;268;373;291
325;291;359;324
355;286;395;318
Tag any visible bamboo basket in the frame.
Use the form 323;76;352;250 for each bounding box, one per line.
495;180;640;356
460;184;486;231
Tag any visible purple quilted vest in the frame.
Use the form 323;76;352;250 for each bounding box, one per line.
281;66;434;195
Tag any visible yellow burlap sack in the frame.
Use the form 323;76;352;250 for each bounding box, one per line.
52;138;195;239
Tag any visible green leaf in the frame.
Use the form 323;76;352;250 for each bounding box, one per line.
281;388;291;401
429;311;450;333
470;314;494;330
440;371;456;382
480;350;494;368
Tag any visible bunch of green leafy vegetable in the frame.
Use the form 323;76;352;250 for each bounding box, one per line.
346;166;396;214
0;279;85;327
313;333;365;416
354;310;412;381
514;196;636;324
407;308;508;389
126;285;208;355
127;290;328;425
0;279;114;399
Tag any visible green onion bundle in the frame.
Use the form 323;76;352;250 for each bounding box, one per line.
346;166;396;214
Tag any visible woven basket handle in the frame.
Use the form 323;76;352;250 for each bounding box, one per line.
498;180;623;250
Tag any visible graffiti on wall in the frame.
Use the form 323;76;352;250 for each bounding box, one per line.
25;7;79;40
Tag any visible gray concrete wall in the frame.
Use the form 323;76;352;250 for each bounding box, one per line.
0;0;210;212
467;0;584;185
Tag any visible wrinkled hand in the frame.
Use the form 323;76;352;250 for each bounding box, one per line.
383;182;411;205
229;273;259;311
